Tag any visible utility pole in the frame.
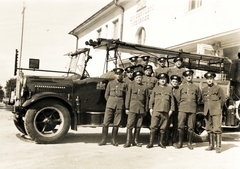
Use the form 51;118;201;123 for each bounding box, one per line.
19;2;26;71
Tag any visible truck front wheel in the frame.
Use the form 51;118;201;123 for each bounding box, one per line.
13;115;27;135
24;99;71;144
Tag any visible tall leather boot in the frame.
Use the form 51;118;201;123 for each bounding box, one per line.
175;129;184;149
158;130;166;149
216;133;222;153
165;127;171;146
205;133;215;151
132;128;142;147
98;126;108;146
111;127;119;146
187;131;194;150
172;128;178;145
123;129;132;148
146;131;155;148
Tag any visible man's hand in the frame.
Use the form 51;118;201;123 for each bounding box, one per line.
149;109;153;116
125;110;129;115
168;110;173;116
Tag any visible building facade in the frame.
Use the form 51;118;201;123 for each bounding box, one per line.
69;0;240;78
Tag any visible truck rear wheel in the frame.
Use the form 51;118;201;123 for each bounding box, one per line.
24;99;71;144
193;112;208;142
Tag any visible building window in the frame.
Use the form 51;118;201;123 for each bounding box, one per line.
97;28;102;38
189;0;202;11
112;19;119;39
135;27;146;45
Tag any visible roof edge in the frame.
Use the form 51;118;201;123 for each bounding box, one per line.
68;0;115;36
168;28;240;50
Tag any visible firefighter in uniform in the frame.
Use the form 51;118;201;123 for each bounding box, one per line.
129;56;138;66
142;65;158;95
146;73;175;149
140;55;150;67
202;72;226;153
123;66;134;86
142;65;157;127
123;71;149;148
176;69;201;150
154;57;170;77
129;56;144;73
165;75;181;146
122;66;134;127
98;68;127;146
141;55;156;72
169;56;186;83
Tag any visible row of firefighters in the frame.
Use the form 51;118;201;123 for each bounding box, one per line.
98;55;225;153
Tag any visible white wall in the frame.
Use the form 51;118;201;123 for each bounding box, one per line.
74;0;240;77
122;0;240;47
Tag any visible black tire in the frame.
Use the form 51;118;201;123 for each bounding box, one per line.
195;112;206;135
24;99;71;144
13;115;27;135
193;112;208;142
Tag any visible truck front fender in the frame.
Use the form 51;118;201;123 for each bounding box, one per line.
22;92;72;109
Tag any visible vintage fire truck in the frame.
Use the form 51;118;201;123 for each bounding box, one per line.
10;38;240;144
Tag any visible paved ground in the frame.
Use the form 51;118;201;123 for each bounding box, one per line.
0;102;240;169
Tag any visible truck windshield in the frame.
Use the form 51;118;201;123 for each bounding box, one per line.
66;48;90;77
68;52;86;75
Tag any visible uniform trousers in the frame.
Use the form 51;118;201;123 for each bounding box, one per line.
150;111;168;132
103;107;122;127
167;111;178;130
126;112;144;129
178;112;196;132
205;112;222;134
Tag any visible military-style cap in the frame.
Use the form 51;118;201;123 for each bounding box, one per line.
136;64;143;68
133;71;144;78
204;72;216;79
158;57;166;62
129;56;138;62
144;65;153;70
125;66;134;73
141;56;150;61
113;68;124;74
182;69;194;77
173;57;183;63
170;75;181;82
157;73;169;79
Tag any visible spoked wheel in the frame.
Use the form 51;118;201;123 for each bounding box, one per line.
24;99;71;144
193;112;208;142
13;115;27;135
195;113;206;135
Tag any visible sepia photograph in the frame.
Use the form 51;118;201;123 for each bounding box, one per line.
0;0;240;168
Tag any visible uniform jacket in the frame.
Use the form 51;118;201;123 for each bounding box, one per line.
177;82;201;113
168;67;186;79
125;81;149;114
149;85;175;112
133;64;144;72
123;77;133;87
105;79;127;109
172;86;180;111
154;67;170;77
202;84;226;116
142;75;157;94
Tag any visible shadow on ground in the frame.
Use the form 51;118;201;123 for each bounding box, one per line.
15;128;240;146
59;132;150;145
